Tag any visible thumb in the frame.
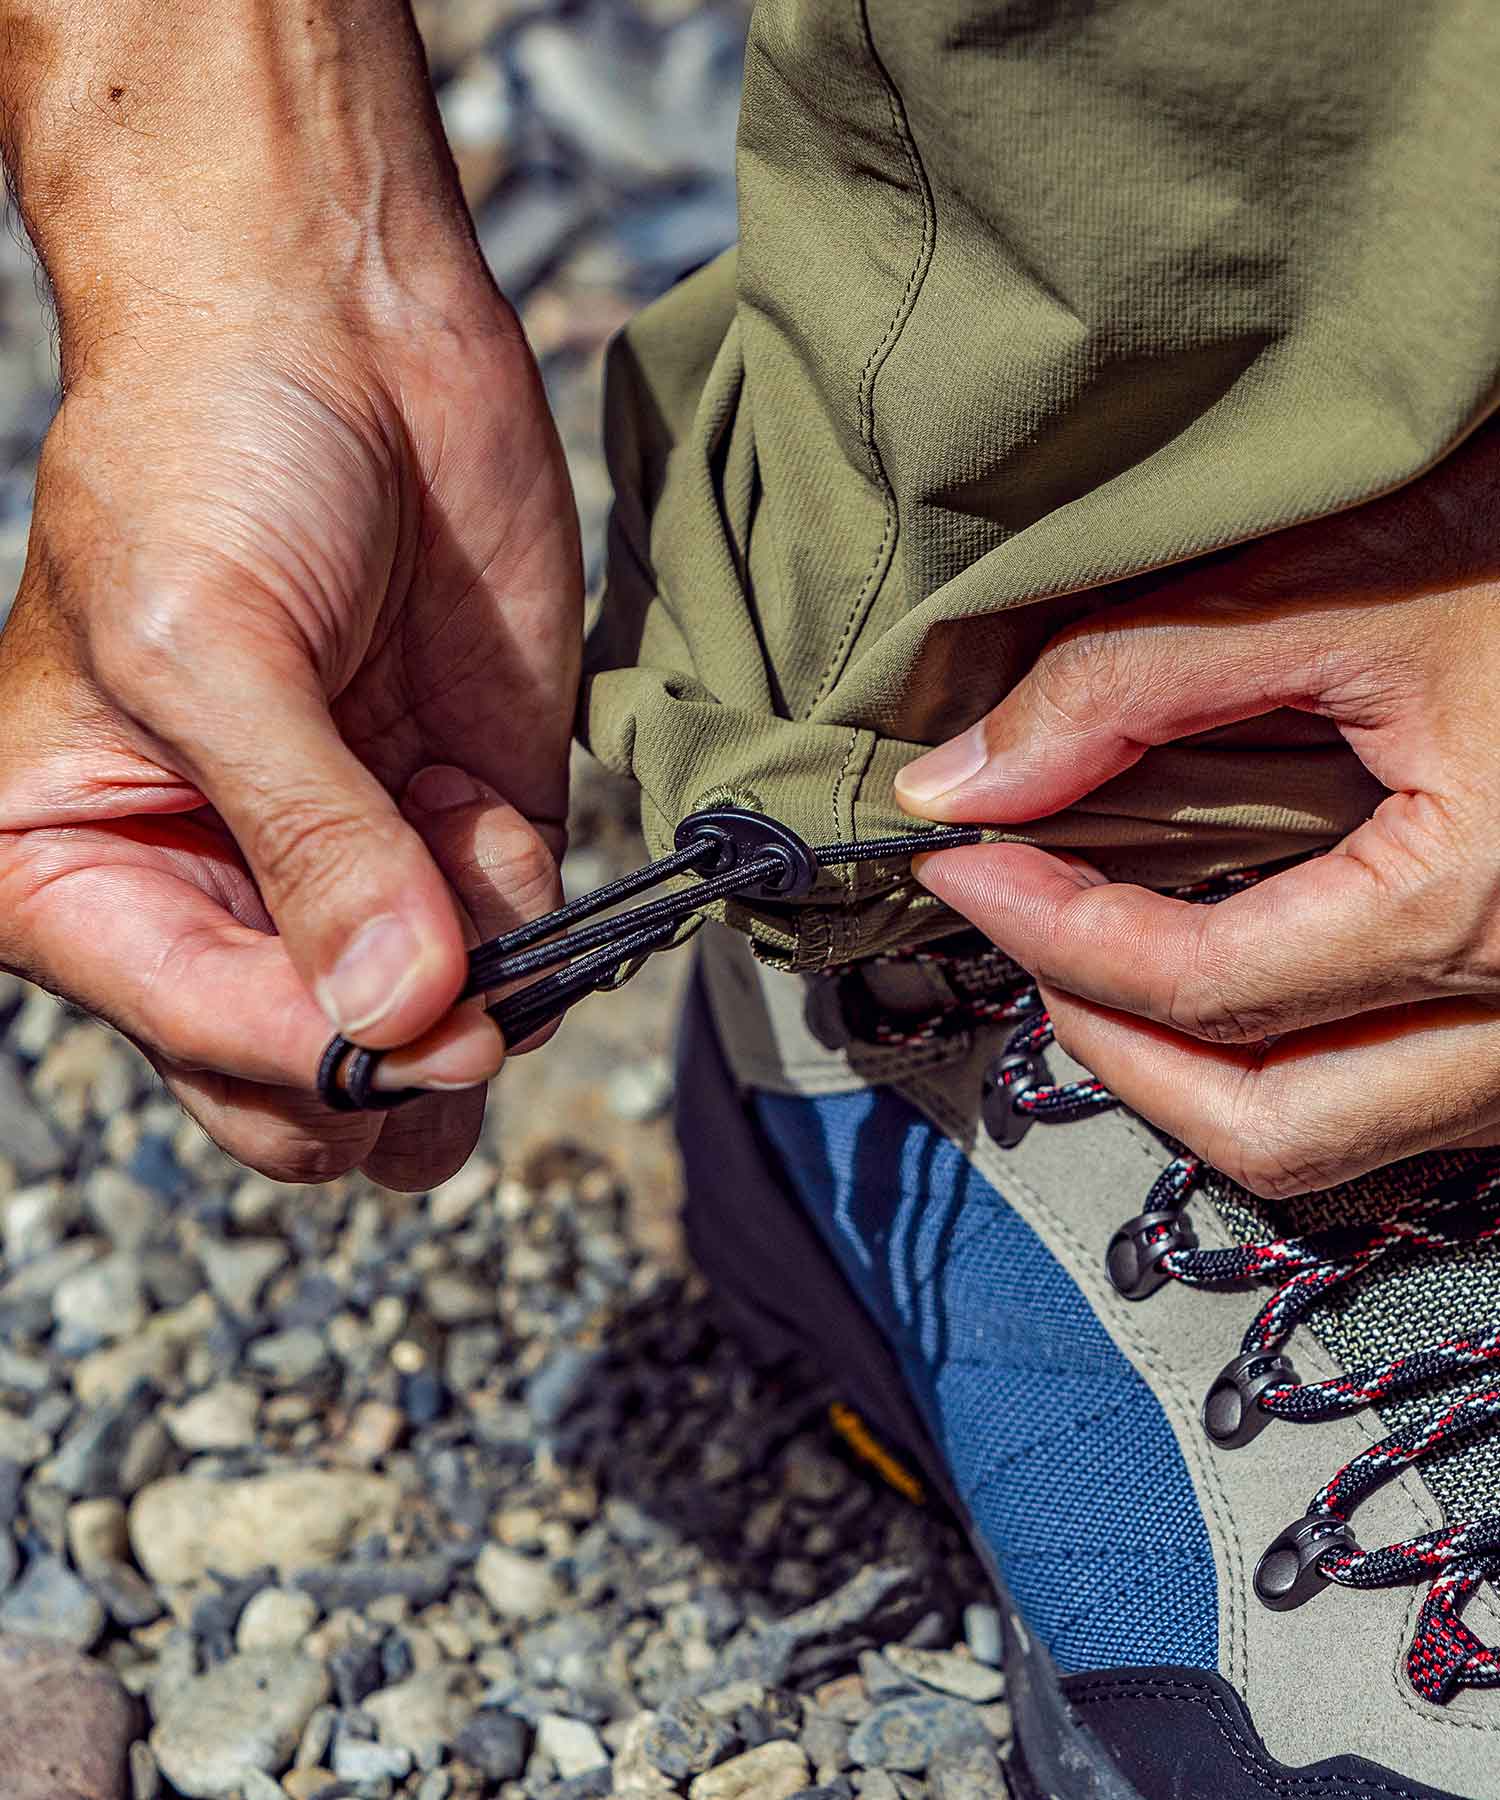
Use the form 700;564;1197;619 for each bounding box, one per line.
893;591;1393;825
164;668;469;1050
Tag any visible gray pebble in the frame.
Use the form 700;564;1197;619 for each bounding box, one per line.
452;1707;531;1782
0;1553;105;1647
848;1696;993;1775
640;1696;737;1779
962;1605;1003;1670
333;1736;414;1783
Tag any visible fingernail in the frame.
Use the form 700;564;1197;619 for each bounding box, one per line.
406;765;483;813
371;1013;504;1094
316;913;424;1035
895;725;990;806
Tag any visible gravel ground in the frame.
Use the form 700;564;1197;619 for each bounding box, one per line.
0;5;1012;1797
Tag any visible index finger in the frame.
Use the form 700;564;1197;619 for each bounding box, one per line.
916;795;1478;1045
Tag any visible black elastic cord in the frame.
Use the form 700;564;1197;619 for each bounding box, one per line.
315;814;983;1113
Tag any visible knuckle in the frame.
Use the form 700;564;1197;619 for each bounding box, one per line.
1030;632;1123;733
90;585;213;699
248;796;377;902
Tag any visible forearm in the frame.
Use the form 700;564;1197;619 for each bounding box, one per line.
0;0;487;363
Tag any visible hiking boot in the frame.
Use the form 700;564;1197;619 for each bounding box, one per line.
679;919;1500;1800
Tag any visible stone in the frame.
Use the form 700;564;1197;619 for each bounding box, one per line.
66;1496;129;1570
290;1553;455;1613
281;1772;338;1800
332;1736;413;1783
3;1180;76;1263
962;1606;1003;1669
83;1168;165;1252
44;1385;158;1499
73;1293;215;1405
610;1713;676;1798
129;1737;161;1799
883;1648;1005;1705
0;1555;106;1648
149;1651;330;1798
640;1696;737;1780
365;1665;484;1762
449;1705;530;1782
428;1159;495;1230
235;1772;285;1800
420;1271;494;1325
339;1400;404;1466
0;1409;51;1469
474;1543;561;1622
129;1471;401;1583
802;1711;852;1780
780;1440;849;1506
161;1382;259;1451
246;1328;329;1387
53;1252;148;1345
87;1560;163;1628
534;1713;608;1779
848;1698;992;1775
0;1240;103;1310
235;1587;319;1653
687;1740;811;1800
196;1237;287;1316
0;1060;66;1179
928;1741;1010;1799
0;1633;138;1800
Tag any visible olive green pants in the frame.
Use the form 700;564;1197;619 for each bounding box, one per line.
581;0;1500;969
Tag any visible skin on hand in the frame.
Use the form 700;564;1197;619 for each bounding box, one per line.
896;420;1500;1200
0;0;584;1188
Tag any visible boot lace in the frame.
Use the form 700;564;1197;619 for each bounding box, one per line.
845;870;1500;1706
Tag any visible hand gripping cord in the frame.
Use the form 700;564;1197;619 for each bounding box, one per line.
315;806;982;1113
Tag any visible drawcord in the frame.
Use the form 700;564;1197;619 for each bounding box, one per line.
844;876;1500;1705
316;805;981;1114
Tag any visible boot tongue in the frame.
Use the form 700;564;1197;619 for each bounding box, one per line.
1199;1150;1500;1524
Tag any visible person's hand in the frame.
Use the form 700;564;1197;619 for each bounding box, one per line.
0;294;581;1191
896;422;1500;1200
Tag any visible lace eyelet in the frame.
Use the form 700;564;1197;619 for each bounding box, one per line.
981;1052;1041;1149
1202;1351;1297;1448
1106;1208;1198;1300
1254;1510;1358;1610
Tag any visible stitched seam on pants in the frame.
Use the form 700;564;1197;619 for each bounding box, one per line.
805;0;937;713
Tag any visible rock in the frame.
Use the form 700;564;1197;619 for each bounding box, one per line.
161;1382;259;1451
610;1713;676;1797
72;1293;215;1405
801;1711;851;1780
281;1772;338;1800
604;1057;672;1121
0;1410;51;1469
883;1648;1005;1705
338;1400;404;1466
0;1555;105;1648
928;1740;1010;1799
52;1252;148;1345
0;1240;103;1311
83;1168;164;1252
3;1180;76;1263
716;1566;924;1687
687;1740;811;1800
0;1061;66;1180
196;1237;286;1315
534;1713;608;1779
420;1272;494;1325
235;1587;319;1653
149;1651;330;1798
523;1346;603;1430
44;1385;158;1500
66;1496;129;1570
290;1553;455;1613
332;1736;413;1783
735;1688;801;1748
474;1543;561;1622
0;1633;138;1800
780;1439;849;1505
365;1665;484;1762
129;1737;161;1799
962;1606;1003;1670
428;1159;495;1230
640;1696;737;1779
129;1471;401;1583
87;1559;163;1628
246;1328;329;1387
235;1772;286;1800
848;1697;992;1775
450;1705;530;1782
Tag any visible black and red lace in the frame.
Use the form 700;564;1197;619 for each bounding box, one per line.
843;874;1500;1707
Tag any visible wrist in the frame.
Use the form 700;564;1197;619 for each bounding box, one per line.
5;0;488;366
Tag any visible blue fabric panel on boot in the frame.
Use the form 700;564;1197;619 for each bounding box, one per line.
753;1085;1218;1674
